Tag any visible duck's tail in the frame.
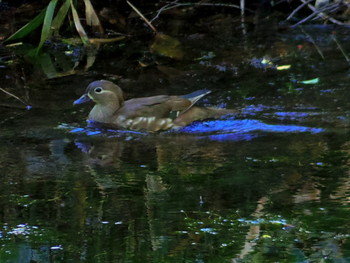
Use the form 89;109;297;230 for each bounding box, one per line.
179;89;212;116
181;89;211;104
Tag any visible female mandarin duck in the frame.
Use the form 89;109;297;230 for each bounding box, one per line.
74;80;235;132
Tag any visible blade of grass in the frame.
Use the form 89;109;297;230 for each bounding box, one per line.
70;0;90;45
51;0;71;34
83;0;103;33
4;8;46;44
36;0;58;53
127;1;157;33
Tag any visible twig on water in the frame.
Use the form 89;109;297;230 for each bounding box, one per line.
150;1;254;23
0;86;32;109
332;34;350;64
299;26;324;59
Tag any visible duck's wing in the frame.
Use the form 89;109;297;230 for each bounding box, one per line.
115;90;211;131
120;95;180;117
114;95;183;131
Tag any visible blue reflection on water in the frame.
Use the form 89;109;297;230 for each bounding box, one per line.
176;118;323;141
70;127;85;133
179;118;323;134
65;117;324;143
68;121;146;137
74;141;91;153
271;112;322;121
206;133;259;142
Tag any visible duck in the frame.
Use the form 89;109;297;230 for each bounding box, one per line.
74;80;235;132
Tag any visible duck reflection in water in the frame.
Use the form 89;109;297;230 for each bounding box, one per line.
74;133;232;174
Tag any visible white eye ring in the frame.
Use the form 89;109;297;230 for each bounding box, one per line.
94;87;103;93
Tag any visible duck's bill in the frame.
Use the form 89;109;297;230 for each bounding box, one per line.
74;94;91;105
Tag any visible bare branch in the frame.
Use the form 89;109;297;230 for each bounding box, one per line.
295;0;343;26
332;34;350;64
299;26;324;59
286;0;313;21
150;1;254;23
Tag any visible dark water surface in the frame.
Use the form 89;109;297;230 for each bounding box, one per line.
1;15;350;263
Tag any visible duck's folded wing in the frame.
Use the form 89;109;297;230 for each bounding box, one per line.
116;90;211;131
121;95;192;118
115;95;188;131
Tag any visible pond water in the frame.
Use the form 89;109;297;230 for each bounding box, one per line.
1;7;350;263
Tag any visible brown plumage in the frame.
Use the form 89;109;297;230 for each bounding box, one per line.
74;80;235;132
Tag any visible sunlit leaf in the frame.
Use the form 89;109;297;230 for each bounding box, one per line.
61;37;84;45
4;8;46;44
5;42;23;47
89;36;126;44
276;65;291;70
37;0;58;53
83;0;103;33
70;0;90;45
261;57;273;65
63;36;124;46
299;78;320;84
150;33;184;60
51;0;71;35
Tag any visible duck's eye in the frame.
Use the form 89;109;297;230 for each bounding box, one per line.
94;87;103;93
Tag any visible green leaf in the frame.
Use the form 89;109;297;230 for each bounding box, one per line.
4;8;46;44
70;0;90;45
35;52;58;79
299;78;320;84
261;57;273;65
36;0;58;53
51;0;71;35
150;33;184;60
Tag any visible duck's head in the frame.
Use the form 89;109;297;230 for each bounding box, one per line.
74;80;124;107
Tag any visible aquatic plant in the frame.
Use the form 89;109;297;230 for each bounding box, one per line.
4;0;103;53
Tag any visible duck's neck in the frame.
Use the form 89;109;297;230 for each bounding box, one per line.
88;103;119;123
